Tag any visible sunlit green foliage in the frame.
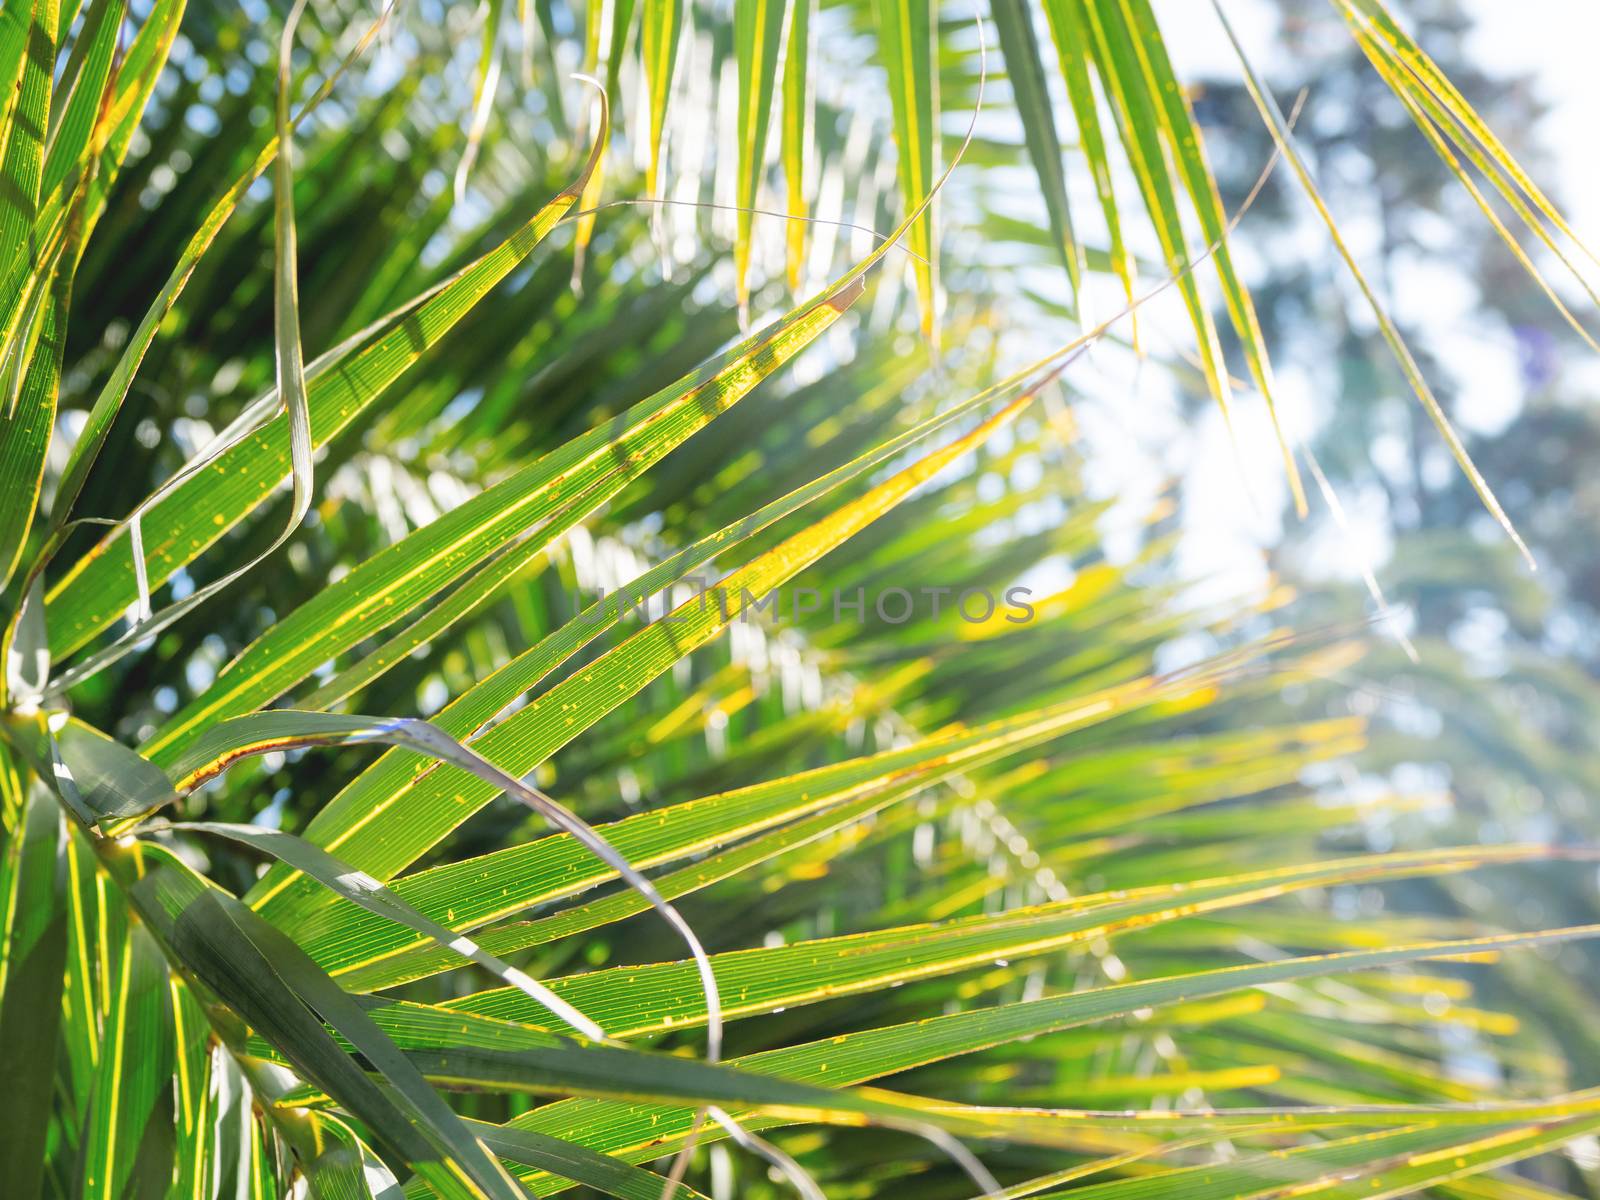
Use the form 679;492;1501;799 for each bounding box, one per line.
0;1;1596;1198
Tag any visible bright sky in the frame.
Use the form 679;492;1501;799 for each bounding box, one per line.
1157;0;1600;236
1121;0;1600;604
1464;0;1600;237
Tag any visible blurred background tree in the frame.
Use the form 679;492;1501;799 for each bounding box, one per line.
1146;0;1600;1089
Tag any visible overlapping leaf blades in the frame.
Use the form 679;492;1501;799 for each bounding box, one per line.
0;1;1597;1198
